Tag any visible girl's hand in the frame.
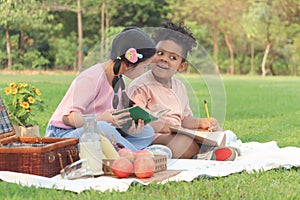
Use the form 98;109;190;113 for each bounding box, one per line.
99;109;132;128
208;118;220;131
200;117;220;131
98;109;114;123
127;119;145;134
112;111;132;128
150;119;173;133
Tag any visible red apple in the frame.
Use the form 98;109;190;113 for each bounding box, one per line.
133;157;155;178
133;149;154;160
111;157;133;178
118;148;134;162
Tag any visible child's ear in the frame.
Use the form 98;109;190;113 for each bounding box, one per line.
121;62;131;72
177;61;187;73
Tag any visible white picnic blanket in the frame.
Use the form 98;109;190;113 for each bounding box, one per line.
1;140;300;193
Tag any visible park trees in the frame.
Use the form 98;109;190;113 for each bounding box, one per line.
0;0;50;69
0;0;299;75
167;0;300;76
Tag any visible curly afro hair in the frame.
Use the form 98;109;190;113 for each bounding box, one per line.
152;21;197;59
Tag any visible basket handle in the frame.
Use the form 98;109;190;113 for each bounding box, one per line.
56;150;78;170
67;150;74;163
57;153;63;169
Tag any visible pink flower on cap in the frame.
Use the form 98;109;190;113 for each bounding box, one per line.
125;48;143;63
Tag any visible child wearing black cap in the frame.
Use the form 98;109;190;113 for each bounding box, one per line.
46;28;156;152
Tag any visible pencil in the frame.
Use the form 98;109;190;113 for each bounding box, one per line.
204;100;210;123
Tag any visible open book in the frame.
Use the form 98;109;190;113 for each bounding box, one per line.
169;126;225;146
113;106;170;124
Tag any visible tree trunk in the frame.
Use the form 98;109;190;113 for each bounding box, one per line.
268;52;276;75
5;24;12;68
100;0;105;61
19;30;25;64
261;43;271;77
105;1;109;58
250;41;255;74
76;0;83;71
212;24;219;73
222;29;235;75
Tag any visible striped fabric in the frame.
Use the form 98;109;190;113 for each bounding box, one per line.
0;96;14;134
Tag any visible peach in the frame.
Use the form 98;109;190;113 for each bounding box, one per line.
118;148;134;162
133;157;155;178
111;157;133;178
133;149;154;160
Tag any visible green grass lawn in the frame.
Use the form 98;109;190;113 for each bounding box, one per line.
0;73;299;199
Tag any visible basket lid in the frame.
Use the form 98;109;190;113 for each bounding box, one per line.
0;96;16;139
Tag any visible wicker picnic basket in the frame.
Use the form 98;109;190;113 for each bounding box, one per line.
0;96;79;177
102;154;167;175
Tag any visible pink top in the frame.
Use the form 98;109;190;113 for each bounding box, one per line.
48;63;117;129
127;70;193;128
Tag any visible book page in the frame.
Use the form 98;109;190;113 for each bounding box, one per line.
169;126;225;146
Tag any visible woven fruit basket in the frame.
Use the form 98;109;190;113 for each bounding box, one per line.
0;96;79;177
102;154;167;175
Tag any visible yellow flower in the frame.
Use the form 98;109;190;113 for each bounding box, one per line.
17;83;23;89
5;88;11;95
20;101;30;109
3;81;46;127
11;88;18;95
28;96;35;104
9;82;16;88
35;88;41;96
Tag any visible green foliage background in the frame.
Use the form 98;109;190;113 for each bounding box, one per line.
1;0;300;75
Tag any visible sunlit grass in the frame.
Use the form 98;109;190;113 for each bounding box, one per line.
0;73;299;199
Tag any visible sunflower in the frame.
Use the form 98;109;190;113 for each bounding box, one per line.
20;101;30;109
9;82;16;88
11;88;18;95
28;96;35;104
35;88;41;96
17;83;23;89
4;88;11;95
